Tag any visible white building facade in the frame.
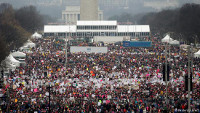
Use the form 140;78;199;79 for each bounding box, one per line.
62;6;103;24
44;20;150;39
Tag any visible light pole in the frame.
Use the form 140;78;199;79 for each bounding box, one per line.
179;33;182;43
187;43;193;113
165;42;168;104
47;83;51;113
65;35;68;69
192;35;197;47
65;21;71;69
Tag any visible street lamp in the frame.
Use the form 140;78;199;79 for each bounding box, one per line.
164;42;168;104
192;35;197;47
46;83;51;113
65;36;68;69
65;21;71;69
187;43;194;113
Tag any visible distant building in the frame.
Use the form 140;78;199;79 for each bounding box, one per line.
62;6;80;24
60;0;80;6
62;6;103;24
99;0;129;9
44;20;150;39
59;0;129;8
143;0;179;10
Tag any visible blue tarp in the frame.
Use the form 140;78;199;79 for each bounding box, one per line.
123;41;152;47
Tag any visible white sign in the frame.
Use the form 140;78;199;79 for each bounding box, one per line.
94;36;130;43
70;46;108;53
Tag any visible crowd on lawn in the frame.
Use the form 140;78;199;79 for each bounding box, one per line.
0;35;200;113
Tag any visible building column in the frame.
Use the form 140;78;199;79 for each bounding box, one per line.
67;14;69;23
62;14;64;20
75;14;77;22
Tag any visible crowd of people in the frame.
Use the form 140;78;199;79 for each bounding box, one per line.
0;35;200;113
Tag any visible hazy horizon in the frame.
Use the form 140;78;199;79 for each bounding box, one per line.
0;0;199;21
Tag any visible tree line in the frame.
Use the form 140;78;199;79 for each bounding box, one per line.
0;3;53;62
109;3;200;44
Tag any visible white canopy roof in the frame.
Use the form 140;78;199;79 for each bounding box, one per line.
44;20;150;33
169;40;180;45
7;62;17;70
31;32;42;38
195;50;200;54
11;51;26;57
44;25;76;33
77;21;117;26
161;34;173;43
1;54;20;70
194;50;200;58
117;25;150;32
8;54;20;63
24;42;36;48
44;25;150;33
7;54;20;67
19;40;35;51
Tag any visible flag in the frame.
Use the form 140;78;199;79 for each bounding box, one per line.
34;88;38;92
15;99;18;103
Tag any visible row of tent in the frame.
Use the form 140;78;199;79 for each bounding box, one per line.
161;34;200;58
3;51;26;71
194;50;200;58
161;34;180;45
19;40;36;53
1;32;42;72
19;32;43;52
1;32;200;72
31;32;42;39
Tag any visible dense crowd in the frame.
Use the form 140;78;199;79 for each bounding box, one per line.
0;35;200;113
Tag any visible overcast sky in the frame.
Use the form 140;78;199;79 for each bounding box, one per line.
0;0;199;20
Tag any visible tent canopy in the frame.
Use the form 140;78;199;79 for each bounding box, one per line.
195;50;200;54
1;54;20;71
24;42;36;48
31;32;42;39
11;51;26;57
194;50;200;58
161;34;173;43
19;40;35;52
8;54;20;63
6;54;20;67
169;40;180;45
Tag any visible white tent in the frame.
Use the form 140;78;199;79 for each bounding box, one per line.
194;50;200;58
31;32;42;39
6;63;16;71
19;40;35;53
180;44;189;50
19;46;33;53
161;34;173;43
169;40;180;45
7;54;20;67
24;42;36;48
1;55;19;71
11;51;26;58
